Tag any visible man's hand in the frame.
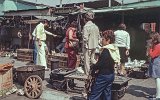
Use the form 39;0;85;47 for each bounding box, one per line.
52;34;57;37
38;41;42;46
52;34;62;38
75;39;79;42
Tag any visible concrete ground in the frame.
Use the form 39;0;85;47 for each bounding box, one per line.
0;57;156;100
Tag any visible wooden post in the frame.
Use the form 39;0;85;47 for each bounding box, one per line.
159;14;160;33
121;0;124;23
122;12;124;23
109;0;111;7
60;0;62;7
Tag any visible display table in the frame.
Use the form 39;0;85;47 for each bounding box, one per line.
64;73;88;94
125;63;149;79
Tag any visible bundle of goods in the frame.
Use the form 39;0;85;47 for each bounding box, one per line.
49;68;76;90
112;76;131;100
0;61;14;72
0;52;12;57
125;59;148;78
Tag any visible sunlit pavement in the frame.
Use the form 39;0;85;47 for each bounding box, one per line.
0;57;156;100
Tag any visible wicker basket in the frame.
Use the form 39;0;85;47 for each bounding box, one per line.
16;65;45;85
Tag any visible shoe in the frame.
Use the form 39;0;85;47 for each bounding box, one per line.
76;67;84;73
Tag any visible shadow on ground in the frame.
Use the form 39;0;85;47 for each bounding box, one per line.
127;85;155;99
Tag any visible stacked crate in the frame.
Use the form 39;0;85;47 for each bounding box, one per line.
47;54;53;68
47;53;68;69
17;49;33;62
47;53;80;69
55;53;68;68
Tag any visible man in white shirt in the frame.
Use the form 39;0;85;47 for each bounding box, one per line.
82;10;100;75
35;20;57;70
114;23;130;76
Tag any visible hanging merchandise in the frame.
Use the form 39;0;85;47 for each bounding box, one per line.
141;23;151;33
151;23;156;32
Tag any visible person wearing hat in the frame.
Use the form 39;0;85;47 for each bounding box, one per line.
114;23;130;76
82;10;100;75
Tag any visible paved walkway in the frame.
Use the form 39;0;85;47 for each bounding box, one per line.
0;57;156;100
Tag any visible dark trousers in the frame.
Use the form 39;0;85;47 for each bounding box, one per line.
66;48;77;69
89;73;114;100
33;40;37;64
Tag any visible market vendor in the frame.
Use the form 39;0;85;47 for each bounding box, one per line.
82;10;100;75
35;20;57;70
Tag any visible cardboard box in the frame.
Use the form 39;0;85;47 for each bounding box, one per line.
0;68;13;96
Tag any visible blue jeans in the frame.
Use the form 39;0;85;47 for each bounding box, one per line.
33;40;37;64
89;73;114;100
56;43;65;53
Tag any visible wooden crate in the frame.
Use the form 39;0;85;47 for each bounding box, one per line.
17;49;33;62
0;68;13;96
59;61;67;68
47;55;54;68
47;53;80;69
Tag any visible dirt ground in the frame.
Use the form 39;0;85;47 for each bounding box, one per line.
0;57;156;100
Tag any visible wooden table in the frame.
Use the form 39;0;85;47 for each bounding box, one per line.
64;73;88;94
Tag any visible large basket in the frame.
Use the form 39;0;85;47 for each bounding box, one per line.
16;65;45;85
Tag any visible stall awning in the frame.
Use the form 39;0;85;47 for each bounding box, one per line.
92;0;160;13
34;16;64;21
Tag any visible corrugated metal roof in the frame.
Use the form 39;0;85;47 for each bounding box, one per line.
123;0;160;8
0;0;47;15
93;0;160;13
0;4;3;16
